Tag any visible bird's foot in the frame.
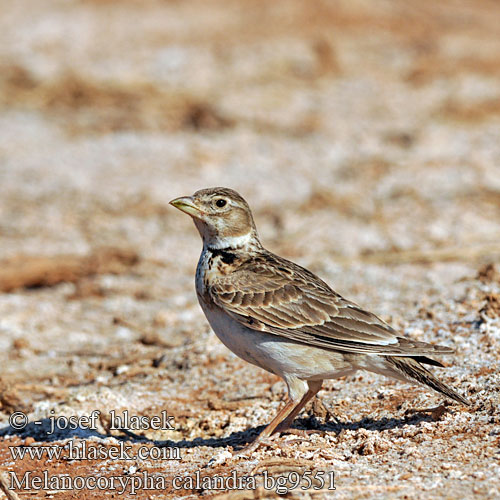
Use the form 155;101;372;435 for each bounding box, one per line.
280;428;324;438
235;435;279;456
235;428;324;457
405;403;449;420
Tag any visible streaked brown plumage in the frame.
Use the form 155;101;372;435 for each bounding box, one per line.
170;187;470;451
209;250;452;356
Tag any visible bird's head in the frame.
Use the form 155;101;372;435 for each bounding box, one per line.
170;187;259;250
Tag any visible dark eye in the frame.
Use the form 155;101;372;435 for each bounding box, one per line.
215;199;227;208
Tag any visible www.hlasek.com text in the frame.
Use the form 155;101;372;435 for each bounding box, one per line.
10;440;180;461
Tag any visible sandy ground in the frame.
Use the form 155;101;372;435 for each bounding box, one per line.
0;0;499;498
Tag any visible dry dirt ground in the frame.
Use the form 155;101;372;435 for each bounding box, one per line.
0;0;499;498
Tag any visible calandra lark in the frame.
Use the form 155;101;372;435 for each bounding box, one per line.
170;187;469;450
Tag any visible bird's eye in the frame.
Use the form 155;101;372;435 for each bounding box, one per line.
215;199;227;208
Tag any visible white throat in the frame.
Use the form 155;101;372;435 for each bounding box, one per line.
205;231;253;250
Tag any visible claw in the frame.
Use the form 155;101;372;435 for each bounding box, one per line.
405;403;449;420
235;435;279;456
281;428;324;438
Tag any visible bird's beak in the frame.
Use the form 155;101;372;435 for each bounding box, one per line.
169;196;202;218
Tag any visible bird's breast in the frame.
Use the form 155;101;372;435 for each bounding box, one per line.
195;251;223;308
196;249;240;297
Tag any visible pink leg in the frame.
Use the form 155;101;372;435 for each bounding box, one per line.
274;380;323;433
238;380;323;454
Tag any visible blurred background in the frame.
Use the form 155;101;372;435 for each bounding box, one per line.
0;1;499;497
1;0;499;265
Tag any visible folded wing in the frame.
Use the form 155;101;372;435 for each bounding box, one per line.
209;252;453;356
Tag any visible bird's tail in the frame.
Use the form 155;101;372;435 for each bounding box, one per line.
385;356;471;406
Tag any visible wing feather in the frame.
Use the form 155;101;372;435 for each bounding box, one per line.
208;251;453;356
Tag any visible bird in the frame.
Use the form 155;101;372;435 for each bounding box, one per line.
169;187;470;451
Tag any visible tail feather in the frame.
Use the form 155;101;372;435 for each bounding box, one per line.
411;355;445;368
386;356;471;406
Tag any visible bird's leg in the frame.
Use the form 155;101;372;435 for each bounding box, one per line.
237;398;298;454
312;396;342;424
237;380;323;455
274;380;323;435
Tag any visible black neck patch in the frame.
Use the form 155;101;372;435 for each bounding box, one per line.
208;247;237;265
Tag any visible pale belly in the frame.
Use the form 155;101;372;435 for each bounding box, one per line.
199;300;357;382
